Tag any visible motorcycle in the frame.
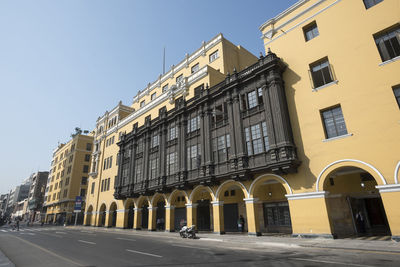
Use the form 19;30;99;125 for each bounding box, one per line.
179;225;196;239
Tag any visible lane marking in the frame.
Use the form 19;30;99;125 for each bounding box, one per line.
9;234;84;266
116;237;136;241
78;240;96;245
171;244;210;250
1;230;7;232
293;258;375;267
55;232;67;234
80;231;94;233
199;238;223;242
126;249;162;258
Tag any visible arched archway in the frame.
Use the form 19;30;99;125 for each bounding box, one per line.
98;203;107;227
216;180;249;233
190;185;215;231
151;193;167;231
321;163;391;237
124;199;135;229
86;205;93;226
137;196;150;230
109;202;117;228
249;174;293;234
169;190;188;231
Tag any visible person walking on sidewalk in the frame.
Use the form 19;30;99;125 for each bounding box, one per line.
238;215;245;232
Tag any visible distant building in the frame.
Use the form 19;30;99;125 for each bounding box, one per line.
27;171;49;222
7;184;30;211
44;133;94;225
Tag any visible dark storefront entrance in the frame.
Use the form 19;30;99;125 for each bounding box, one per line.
223;203;238;232
174;207;186;231
263;201;292;233
141;205;148;229
197;200;211;231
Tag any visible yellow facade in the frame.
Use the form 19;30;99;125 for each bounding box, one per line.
83;1;400;241
259;0;400;239
45;134;94;224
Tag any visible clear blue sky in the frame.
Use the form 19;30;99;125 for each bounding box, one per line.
0;0;297;194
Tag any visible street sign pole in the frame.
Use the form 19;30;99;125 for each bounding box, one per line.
74;196;83;226
74;211;79;226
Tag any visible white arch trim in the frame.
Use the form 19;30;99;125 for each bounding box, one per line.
316;159;387;192
248;174;293;195
167;189;189;205
215;179;249;200
188;185;215;202
395;161;400;184
150;193;167;207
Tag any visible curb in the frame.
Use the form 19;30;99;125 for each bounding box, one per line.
0;249;15;267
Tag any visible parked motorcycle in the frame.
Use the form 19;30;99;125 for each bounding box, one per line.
179;225;196;239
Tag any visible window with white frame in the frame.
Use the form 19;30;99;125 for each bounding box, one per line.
187;115;200;133
321;105;348;139
151;92;156;100
309;58;334;88
191;63;199;73
187;144;201;170
167;152;178;175
245;122;269;155
209;50;219;63
393;85;400;109
303;21;319;41
363;0;383;9
374;25;400;62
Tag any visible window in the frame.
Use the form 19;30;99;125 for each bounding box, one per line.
176;74;183;84
69;155;73;163
67;166;71;174
150;157;159;179
321;106;348;139
107;178;110;191
101;179;104;192
167;152;178;175
65;177;70;186
187;116;200;133
374;25;400;62
162;84;168;93
363;0;383;9
80;189;86;197
135;158;143;182
137;138;144;153
63;189;68;198
140;100;145;108
81;177;87;185
151;134;159;148
86;143;92;151
247;91;258;109
209;50;219;63
393;86;400;108
83;165;89;173
151;92;156;100
303;21;319;41
85;154;90;162
91;182;95;194
187;144;201;170
61;170;64;177
245;122;269;155
212;134;230;162
309;58;334;88
191;63;199;73
168;123;177;140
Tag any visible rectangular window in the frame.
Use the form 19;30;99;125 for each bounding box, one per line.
151;92;156;100
309;58;334;88
151;134;159;148
80;189;86;197
245;127;252;155
247;90;258;109
65;177;70;186
363;0;383;9
374;25;400;62
63;189;68;198
137;138;144;154
67;166;71;174
250;124;263;154
83;165;89;173
209;50;219;63
121;164;129;185
212;134;230;162
321;106;348;139
303;21;319;41
191;63;199;73
176;74;183;83
150;157;159;179
187;116;200;133
262;122;269;151
69;155;73;163
187;144;200;170
393;86;400;109
91;182;95;194
81;177;87;185
86;143;92;151
135;158;143;182
167;152;177;175
109;156;112;168
168;124;177;140
101;179;104;192
162;84;168;93
140;100;145;108
245;122;269;155
85;154;90;162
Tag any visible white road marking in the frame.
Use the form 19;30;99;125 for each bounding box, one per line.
116;237;136;241
199;237;223;242
126;249;162;258
293;258;375;267
78;240;96;245
80;231;94;234
171;244;210;250
1;230;7;232
55;232;67;234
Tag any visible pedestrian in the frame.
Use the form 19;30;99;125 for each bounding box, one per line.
237;215;245;232
156;218;161;230
356;211;366;234
16;218;20;231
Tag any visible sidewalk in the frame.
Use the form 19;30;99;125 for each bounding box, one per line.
0;249;14;267
68;225;400;254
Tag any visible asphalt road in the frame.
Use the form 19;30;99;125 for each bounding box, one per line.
0;224;399;267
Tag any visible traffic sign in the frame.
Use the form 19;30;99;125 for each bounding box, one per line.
74;196;82;212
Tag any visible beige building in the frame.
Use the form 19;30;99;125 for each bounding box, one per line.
45;133;94;224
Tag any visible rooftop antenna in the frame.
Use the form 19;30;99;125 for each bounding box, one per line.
163;46;166;74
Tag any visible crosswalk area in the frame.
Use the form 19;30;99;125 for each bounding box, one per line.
0;227;60;234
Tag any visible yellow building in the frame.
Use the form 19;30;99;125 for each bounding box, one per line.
259;0;400;240
84;0;400;242
45;133;94;224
